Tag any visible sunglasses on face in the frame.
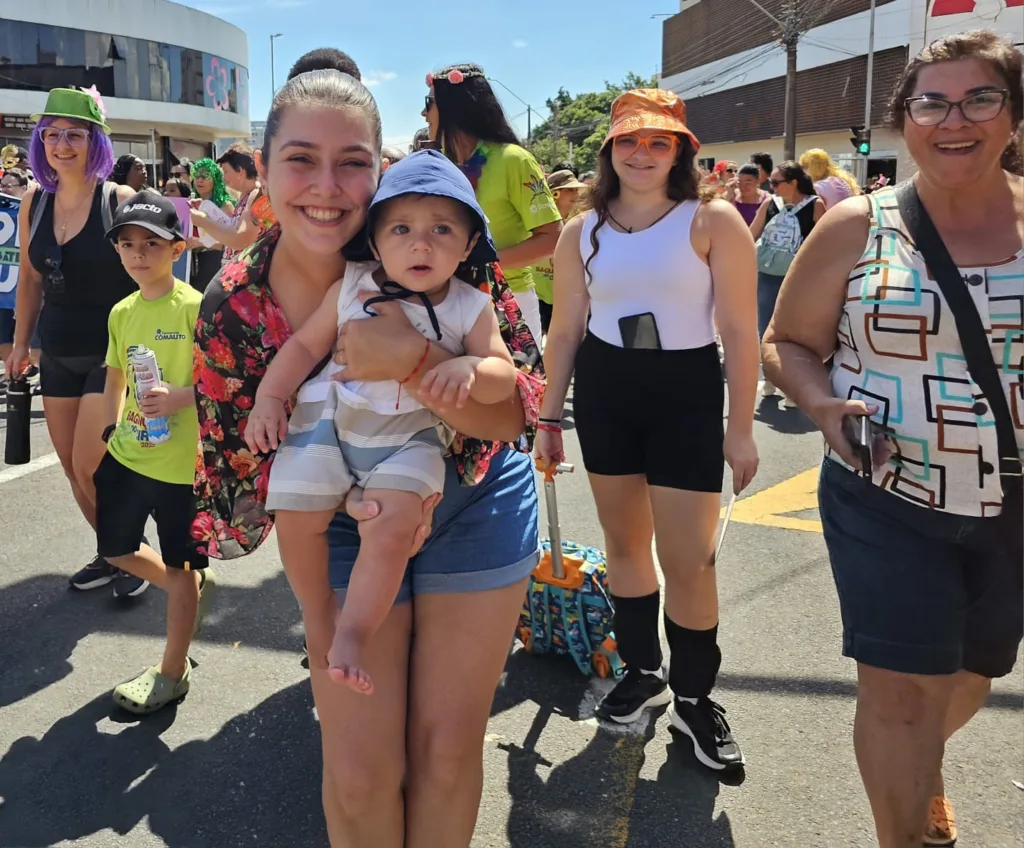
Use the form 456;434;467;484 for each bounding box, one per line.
39;126;90;148
612;133;679;158
424;94;436;111
769;178;789;188
44;245;65;295
904;89;1009;127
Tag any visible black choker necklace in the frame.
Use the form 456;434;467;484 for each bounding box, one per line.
607;202;681;234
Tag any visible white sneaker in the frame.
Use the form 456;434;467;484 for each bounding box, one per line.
761;381;778;397
782;395;798;409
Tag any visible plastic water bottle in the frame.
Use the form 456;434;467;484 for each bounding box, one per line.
4;377;31;464
130;346;171;444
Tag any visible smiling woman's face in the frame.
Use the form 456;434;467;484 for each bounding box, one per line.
260;103;380;257
41;118;92;179
903;58;1015;190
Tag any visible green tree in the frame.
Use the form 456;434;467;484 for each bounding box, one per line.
527;73;657;173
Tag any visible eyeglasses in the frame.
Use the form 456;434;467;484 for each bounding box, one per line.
769;178;788;187
44;245;64;295
904;89;1009;127
612;134;679;158
424;94;436;111
38;126;90;148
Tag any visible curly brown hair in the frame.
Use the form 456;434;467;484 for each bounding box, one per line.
887;30;1022;173
579;136;715;286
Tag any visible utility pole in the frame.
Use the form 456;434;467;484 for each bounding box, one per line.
781;0;800;161
741;0;799;161
551;106;560;169
270;33;283;99
527;106;531;142
858;0;878;184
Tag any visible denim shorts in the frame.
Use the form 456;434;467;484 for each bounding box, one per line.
326;447;540;604
757;272;784;341
818;457;1023;679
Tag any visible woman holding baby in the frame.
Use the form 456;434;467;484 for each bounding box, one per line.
193;69;543;847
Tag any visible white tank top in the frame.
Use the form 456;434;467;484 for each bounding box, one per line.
579;200;715;350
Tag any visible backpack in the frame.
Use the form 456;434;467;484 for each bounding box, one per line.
755;195;814;276
517;538;625;680
28;182;118;247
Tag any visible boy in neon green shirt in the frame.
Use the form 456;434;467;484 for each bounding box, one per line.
95;190;213;714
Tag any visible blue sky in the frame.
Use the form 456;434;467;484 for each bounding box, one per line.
178;0;672;149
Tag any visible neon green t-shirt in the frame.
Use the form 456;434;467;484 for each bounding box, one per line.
532;259;554;305
472;143;561;294
105;280;201;485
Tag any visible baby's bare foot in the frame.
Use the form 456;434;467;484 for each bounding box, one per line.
328;631;374;694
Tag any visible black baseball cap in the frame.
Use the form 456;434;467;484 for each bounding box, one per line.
106;190;186;242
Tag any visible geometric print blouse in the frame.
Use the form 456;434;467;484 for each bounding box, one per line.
828;185;1024;517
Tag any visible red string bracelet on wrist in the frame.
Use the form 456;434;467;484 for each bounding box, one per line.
537;423;562;433
396;337;432;409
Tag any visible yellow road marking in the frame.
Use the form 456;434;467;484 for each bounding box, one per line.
722;467;822;533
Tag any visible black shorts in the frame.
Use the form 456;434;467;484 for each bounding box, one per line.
819;457;1022;679
94;452;208;570
39;351;106;398
539;299;552;335
573;332;725;492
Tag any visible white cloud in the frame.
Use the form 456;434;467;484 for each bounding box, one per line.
512;40;528;49
364;71;398;88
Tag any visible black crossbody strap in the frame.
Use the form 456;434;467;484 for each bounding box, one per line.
895;180;1022;496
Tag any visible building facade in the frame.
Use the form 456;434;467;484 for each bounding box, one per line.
0;0;249;182
660;0;1023;181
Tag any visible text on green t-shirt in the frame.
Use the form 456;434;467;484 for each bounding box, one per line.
105;280;201;485
472;143;561;294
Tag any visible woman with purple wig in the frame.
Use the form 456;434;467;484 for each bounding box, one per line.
4;87;142;595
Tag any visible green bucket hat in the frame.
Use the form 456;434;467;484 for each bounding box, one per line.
31;87;110;134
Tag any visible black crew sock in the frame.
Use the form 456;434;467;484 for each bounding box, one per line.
611;590;663;672
665;615;722;700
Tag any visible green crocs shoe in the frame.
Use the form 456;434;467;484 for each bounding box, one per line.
193;568;217;637
113;662;191;715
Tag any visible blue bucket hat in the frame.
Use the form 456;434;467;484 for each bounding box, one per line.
367;149;498;266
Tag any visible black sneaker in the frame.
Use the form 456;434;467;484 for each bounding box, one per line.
112;569;150;599
596;667;672;724
68;556;117;591
669;697;744;771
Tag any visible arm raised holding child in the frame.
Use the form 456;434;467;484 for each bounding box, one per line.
245;279;343;455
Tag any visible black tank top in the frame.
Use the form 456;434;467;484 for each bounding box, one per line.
28;183;136;357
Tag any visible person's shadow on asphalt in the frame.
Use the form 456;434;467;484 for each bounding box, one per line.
494;649;738;848
0;569;304;710
0;680;327;848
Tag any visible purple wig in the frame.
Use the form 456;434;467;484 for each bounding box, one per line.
28;116;115;193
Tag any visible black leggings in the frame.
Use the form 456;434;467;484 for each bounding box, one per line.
573;332;725;492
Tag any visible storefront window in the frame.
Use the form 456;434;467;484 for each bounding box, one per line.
0;19;248;117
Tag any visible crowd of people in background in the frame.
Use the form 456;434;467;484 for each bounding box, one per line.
0;29;1021;848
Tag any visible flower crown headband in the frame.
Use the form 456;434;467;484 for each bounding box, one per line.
426;67;484;88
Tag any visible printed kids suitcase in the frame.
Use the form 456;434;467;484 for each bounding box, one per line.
517;461;625;680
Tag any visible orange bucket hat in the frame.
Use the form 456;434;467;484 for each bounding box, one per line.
603;89;700;152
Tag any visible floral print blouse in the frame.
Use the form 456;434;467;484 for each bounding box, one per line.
191;226;544;559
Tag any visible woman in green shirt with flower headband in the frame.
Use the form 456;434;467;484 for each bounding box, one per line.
422;63;562;345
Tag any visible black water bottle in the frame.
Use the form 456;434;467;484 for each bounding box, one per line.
4;377;32;465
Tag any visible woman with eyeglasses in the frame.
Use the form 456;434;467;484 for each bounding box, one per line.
537;89;759;774
762;32;1023;847
749;160;824;404
422;64;562;345
4;87;140;594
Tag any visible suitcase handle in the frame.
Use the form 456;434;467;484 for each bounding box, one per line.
534;460;574;579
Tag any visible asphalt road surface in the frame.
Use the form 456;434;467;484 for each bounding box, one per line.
0;387;1020;848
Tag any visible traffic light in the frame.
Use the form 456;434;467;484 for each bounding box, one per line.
850;126;871;156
